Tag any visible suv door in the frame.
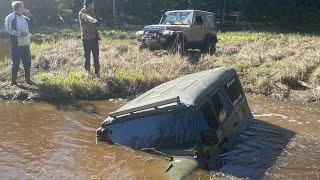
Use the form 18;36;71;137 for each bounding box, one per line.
197;101;223;158
224;77;253;133
190;14;206;42
210;90;238;141
206;14;217;35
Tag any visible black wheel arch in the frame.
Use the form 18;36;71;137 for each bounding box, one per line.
205;34;218;43
175;31;187;41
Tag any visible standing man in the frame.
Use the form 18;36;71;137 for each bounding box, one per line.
4;1;33;85
79;0;101;78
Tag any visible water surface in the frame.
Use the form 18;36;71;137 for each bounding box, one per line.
0;96;319;179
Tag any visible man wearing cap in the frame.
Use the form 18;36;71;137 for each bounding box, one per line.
4;1;33;85
79;0;101;78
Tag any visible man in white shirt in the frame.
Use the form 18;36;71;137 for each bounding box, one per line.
4;1;33;85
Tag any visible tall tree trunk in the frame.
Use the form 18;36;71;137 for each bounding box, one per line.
219;0;226;23
112;0;116;26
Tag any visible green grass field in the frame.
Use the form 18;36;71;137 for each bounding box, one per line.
0;28;319;102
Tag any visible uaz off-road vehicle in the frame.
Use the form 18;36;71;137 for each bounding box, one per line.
97;67;253;179
136;10;218;55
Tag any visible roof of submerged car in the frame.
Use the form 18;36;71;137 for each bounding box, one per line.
114;67;236;114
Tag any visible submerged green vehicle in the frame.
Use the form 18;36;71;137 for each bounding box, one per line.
96;67;254;179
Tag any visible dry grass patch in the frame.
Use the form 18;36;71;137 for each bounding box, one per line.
1;30;320;102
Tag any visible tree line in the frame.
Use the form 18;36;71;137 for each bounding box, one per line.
1;0;320;28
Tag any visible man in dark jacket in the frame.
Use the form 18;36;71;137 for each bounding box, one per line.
79;0;101;77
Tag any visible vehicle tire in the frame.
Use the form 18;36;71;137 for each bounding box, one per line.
139;44;146;50
138;39;148;50
203;38;216;55
170;34;185;55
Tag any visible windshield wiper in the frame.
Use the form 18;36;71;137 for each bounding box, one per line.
140;147;173;161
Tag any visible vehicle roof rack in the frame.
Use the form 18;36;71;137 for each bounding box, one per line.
109;96;181;118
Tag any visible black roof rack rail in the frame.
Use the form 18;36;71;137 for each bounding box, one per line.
109;96;181;118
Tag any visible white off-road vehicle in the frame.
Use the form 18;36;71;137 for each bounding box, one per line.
136;10;218;55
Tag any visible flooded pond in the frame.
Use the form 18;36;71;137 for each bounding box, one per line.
0;96;319;179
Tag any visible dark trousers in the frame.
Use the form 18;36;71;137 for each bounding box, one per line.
82;39;100;72
10;42;31;83
11;45;31;71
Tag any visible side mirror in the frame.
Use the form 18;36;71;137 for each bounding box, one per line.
201;129;218;146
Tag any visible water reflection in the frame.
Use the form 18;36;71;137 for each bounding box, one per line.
0;101;169;179
0;96;319;179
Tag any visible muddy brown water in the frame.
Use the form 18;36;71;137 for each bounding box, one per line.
0;96;319;179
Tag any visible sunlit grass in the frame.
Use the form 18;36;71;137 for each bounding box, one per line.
37;72;99;87
310;67;320;87
218;32;265;42
30;42;56;58
1;28;320;101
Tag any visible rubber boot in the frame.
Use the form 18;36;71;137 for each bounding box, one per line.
11;68;18;86
95;66;100;78
25;67;34;85
85;66;90;73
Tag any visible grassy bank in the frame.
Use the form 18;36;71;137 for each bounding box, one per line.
0;28;319;102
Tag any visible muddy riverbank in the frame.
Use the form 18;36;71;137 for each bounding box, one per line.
0;95;319;179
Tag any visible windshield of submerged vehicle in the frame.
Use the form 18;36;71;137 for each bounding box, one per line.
107;109;197;150
161;12;193;25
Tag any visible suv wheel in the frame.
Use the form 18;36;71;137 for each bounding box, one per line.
203;38;216;55
138;38;148;50
170;34;185;55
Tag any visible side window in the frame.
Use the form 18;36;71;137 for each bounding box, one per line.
198;102;219;131
211;91;233;122
225;77;243;106
195;16;203;25
207;15;215;27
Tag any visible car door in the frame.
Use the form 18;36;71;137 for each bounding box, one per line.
224;77;253;133
197;100;224;158
210;89;238;141
190;14;205;42
206;14;217;35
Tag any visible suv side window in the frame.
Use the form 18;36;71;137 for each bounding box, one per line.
225;77;243;106
198;102;219;131
211;91;233;122
206;15;215;27
195;16;203;25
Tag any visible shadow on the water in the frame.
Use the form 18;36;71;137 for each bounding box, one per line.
52;101;101;115
209;119;295;179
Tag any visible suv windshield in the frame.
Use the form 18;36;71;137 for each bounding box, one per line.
161;11;193;25
106;109;197;150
